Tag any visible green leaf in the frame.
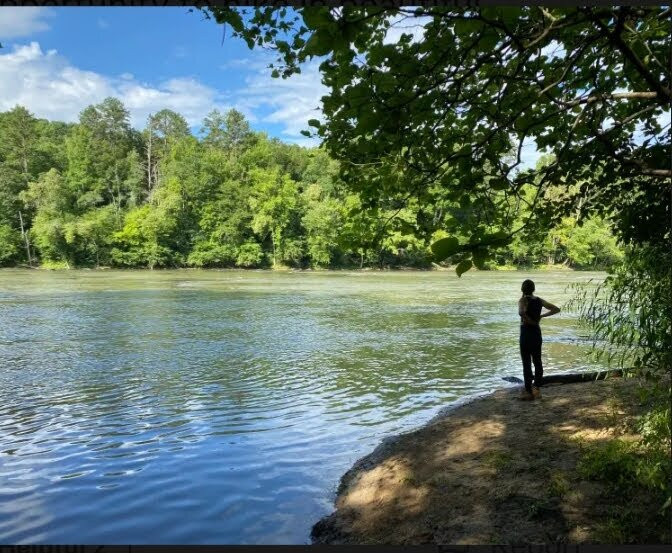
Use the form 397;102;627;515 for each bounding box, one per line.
456;258;473;277
472;248;488;269
357;111;379;134
301;7;333;30
307;119;321;128
225;10;244;33
484;231;511;245
489;177;508;191
304;31;332;57
431;237;460;261
300;130;311;137
398;220;416;235
455;19;480;37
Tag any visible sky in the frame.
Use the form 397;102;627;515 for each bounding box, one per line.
0;6;549;165
0;7;327;147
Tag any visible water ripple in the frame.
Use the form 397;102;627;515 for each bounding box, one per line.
0;269;607;543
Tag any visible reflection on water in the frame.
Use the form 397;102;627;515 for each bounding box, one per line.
0;269;605;543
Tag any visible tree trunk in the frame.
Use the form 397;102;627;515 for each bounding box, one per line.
548;237;556;265
18;211;33;266
147;116;153;193
271;231;276;268
502;368;625;385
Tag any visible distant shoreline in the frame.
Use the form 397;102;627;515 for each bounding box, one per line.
1;264;592;273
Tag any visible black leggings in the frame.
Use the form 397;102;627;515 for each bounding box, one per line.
520;325;543;392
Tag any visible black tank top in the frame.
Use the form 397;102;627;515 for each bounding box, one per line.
523;296;542;324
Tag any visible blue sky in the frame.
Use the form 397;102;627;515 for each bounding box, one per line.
0;7;325;145
3;7;636;167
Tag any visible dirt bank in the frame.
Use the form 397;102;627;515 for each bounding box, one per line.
312;376;644;545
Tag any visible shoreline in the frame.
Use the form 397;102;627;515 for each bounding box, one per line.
1;265;592;273
310;375;643;545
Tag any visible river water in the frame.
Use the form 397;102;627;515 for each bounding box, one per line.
0;269;606;544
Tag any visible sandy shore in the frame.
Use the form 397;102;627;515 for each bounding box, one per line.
311;376;644;545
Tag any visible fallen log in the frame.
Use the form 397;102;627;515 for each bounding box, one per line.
502;368;626;385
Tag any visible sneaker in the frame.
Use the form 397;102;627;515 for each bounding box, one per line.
532;386;542;399
519;389;535;401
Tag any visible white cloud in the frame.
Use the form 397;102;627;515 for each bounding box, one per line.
219;58;258;71
121;77;232;128
0;42;231;128
0;41;327;145
0;7;53;39
234;58;327;145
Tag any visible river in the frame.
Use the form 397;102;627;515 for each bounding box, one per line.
0;269;607;543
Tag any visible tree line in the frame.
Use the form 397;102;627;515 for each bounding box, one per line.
0;100;621;270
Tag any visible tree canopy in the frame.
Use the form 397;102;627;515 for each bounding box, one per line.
204;5;670;270
0;100;621;270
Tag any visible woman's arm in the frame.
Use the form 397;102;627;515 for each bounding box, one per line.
539;297;561;318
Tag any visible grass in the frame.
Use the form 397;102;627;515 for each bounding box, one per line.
483;450;514;470
548;471;571;498
489;481;517;502
427;472;453;488
526;498;557;520
39;260;70;270
576;437;671;543
401;475;421;487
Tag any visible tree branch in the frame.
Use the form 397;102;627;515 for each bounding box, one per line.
586;8;672;104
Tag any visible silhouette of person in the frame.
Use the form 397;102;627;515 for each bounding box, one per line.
518;279;560;400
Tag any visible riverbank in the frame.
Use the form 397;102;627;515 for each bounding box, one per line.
311;375;651;545
6;263;588;272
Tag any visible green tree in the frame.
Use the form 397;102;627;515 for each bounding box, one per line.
236;242;264;267
0;167;25;227
249;167;301;267
205;5;670;270
337;194;384;268
188;145;253;267
302;183;342;267
202;108;256;152
0;106;39;184
144;109;190;195
73;98;139;214
72;206;118;267
111;203;179;269
0;223;21;265
20;169;76;265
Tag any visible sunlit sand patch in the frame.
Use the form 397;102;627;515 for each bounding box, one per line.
313;378;645;545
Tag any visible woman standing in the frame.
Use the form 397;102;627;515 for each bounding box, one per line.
518;279;561;400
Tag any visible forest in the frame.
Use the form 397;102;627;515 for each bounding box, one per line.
0;101;622;270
